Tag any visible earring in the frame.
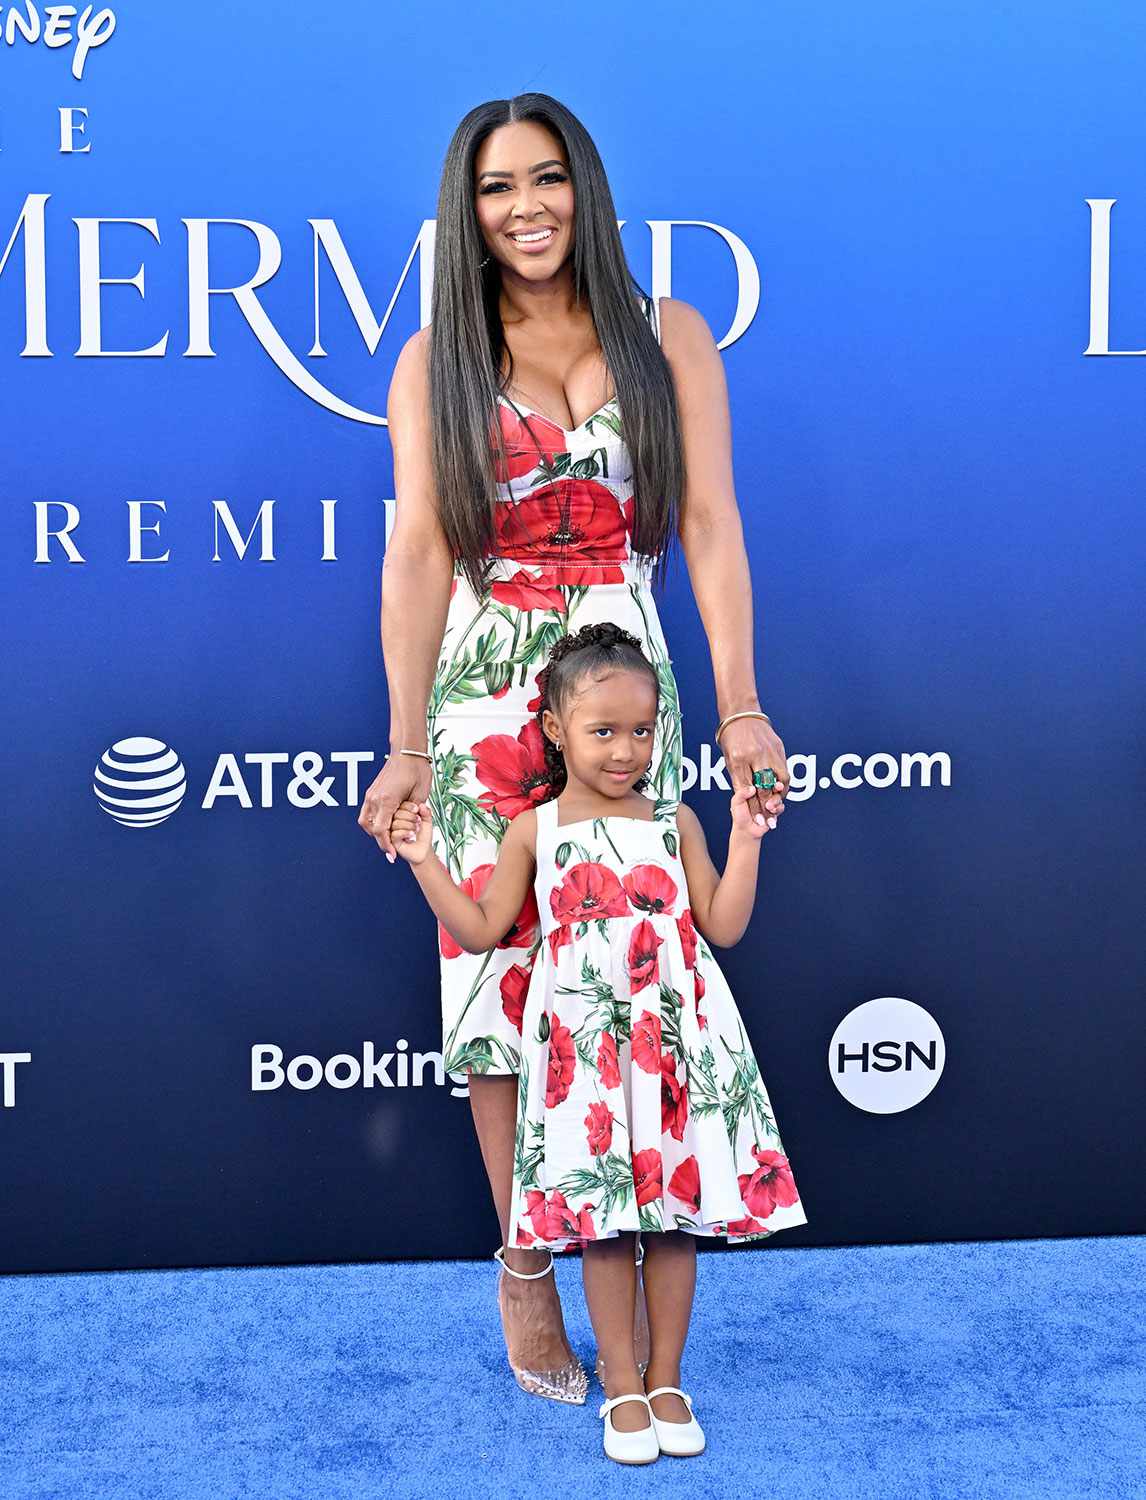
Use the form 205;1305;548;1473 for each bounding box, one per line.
479;254;490;269
556;741;562;751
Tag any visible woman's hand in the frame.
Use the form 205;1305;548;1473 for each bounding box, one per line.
717;715;789;829
387;799;433;866
358;753;433;863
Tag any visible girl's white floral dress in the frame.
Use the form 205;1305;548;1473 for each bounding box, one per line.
507;793;809;1250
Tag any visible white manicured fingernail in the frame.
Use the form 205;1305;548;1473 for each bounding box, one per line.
767;816;777;829
755;814;766;826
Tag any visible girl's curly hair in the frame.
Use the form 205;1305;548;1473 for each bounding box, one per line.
534;622;660;798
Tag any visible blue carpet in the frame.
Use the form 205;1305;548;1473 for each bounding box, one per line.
1;1237;1143;1499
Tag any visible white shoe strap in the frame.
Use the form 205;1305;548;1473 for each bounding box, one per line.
599;1392;652;1420
646;1385;694;1410
493;1245;554;1280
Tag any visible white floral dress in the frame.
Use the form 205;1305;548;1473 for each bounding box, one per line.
507;794;809;1250
427;295;682;1077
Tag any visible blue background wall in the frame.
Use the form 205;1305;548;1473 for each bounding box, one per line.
2;1;1143;1272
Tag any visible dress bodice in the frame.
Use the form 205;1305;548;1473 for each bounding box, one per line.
482;295;662;577
533;792;687;947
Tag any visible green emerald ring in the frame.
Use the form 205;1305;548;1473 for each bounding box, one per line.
752;768;778;791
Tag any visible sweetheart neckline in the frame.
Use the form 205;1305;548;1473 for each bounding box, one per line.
497;392;619;435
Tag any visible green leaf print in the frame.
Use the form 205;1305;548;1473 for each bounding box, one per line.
686;1042;723;1119
638;1201;665;1233
537;1013;550;1043
558;1150;635;1220
447;1037;494;1074
719;1023;779;1148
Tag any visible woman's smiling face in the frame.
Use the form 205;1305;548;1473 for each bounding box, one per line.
474;120;575;279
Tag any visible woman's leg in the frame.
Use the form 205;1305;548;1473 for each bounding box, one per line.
640;1231;697;1423
582;1233;650;1432
468;1074;578;1370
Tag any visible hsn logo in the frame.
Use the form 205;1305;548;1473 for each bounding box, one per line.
92;737;187;827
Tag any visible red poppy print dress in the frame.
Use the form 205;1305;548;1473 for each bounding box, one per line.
507;796;808;1249
428;296;682;1076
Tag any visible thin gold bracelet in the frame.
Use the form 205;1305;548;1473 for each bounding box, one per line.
383;749;433;762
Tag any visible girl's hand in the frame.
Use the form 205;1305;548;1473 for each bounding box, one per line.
730;784;773;842
382;798;433;866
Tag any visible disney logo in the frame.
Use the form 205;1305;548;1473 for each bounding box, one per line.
1;3;116;80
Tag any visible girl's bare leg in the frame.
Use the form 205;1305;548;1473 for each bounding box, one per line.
468;1074;578;1372
582;1232;651;1433
641;1231;697;1423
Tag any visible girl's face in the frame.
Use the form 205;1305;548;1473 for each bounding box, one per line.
542;668;658;800
473;120;575;283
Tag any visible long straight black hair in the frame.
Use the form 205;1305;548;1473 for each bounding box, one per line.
428;93;684;600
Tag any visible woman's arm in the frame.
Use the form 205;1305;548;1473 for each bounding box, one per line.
405;808;538;955
381;327;456;753
658;299;789;816
676;798;763;949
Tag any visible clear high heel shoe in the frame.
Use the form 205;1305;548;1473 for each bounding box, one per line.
595;1235;650;1384
494;1246;589;1405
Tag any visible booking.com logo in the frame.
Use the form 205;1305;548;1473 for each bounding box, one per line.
92;736;951;826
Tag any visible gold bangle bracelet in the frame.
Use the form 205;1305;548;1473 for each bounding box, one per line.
714;708;773;744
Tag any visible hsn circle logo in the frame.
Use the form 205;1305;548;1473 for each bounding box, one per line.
92;737;187;828
828;997;946;1114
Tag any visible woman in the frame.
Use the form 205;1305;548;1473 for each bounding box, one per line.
358;93;789;1403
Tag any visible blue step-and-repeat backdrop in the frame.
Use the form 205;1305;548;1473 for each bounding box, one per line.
2;3;1143;1273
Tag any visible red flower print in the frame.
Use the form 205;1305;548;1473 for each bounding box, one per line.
491;480;628;582
546;1014;576;1107
632;1147;663;1206
725;1215;769;1236
622;863;678;916
472;718;550;820
677;908;698;969
694;967;706;1012
547;922;574;963
585;1102;614;1156
668;1156;701;1213
631;1011;662;1074
449;577;458;600
597;1031;621;1090
526;670;546;714
737;1146;802;1221
513;1224;537;1247
500;962;531;1034
490;567;568;614
550;862;630;925
660;1054;689;1142
490;403;566;483
525;1188;597;1242
437;865;538;959
627;918;663;994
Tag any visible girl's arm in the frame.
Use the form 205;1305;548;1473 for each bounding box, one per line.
676;791;766;948
394;802;538;955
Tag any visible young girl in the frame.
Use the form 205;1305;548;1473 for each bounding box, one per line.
385;622;808;1464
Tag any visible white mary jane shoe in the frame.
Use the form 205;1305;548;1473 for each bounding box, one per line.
647;1386;706;1457
598;1392;659;1465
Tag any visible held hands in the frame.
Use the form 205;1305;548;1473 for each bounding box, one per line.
379;799;433;866
730;784;776;843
